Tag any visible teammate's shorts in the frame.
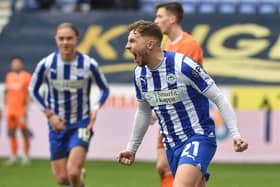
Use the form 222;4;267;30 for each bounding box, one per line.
166;135;217;181
49;118;93;160
6;113;27;129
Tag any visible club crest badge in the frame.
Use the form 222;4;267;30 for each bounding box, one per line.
166;73;177;84
140;77;147;86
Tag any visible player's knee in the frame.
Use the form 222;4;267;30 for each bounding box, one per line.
173;180;193;187
68;168;80;180
156;161;171;177
55;175;69;185
21;128;29;138
8;128;16;137
173;176;202;187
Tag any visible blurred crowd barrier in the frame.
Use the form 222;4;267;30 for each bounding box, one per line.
0;84;279;162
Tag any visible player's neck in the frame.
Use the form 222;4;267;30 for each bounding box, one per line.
147;50;164;70
11;69;23;74
168;26;183;42
60;53;76;63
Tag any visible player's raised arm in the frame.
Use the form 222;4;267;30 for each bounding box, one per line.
202;83;248;152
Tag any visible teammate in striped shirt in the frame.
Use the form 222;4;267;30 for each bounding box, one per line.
117;20;248;187
29;22;109;187
154;2;204;186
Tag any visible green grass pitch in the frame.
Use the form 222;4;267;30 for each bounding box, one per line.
0;159;279;187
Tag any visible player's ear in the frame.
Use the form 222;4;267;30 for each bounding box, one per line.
146;40;155;50
76;36;80;44
170;15;177;24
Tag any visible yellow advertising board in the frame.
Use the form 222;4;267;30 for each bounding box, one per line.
231;87;280;109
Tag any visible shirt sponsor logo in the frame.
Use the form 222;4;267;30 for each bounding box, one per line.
143;89;180;106
52;80;84;90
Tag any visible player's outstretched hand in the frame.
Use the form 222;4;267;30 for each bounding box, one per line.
117;150;136;166
233;137;248;152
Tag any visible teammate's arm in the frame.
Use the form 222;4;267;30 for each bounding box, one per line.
4;74;8;106
87;58;110;131
3;89;7;106
29;59;48;111
90;59;109;107
29;59;66;131
24;73;32;109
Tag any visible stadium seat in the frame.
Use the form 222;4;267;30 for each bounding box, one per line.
238;0;259;14
258;0;279;14
25;0;39;9
218;0;239;14
139;0;156;12
180;0;198;14
197;0;218;14
56;0;77;9
138;0;280;14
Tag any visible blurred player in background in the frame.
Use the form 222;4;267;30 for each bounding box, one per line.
155;2;203;63
153;2;203;186
4;56;32;166
118;20;248;187
29;22;109;187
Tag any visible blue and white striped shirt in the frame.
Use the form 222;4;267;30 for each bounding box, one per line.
29;51;109;126
134;51;215;149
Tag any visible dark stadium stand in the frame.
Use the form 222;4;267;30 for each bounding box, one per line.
0;0;11;32
139;0;280;14
4;0;280;14
0;0;279;84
